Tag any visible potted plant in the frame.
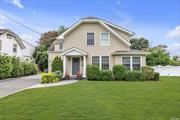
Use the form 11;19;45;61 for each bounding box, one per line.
76;71;82;80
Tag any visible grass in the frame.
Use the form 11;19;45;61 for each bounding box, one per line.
0;77;180;120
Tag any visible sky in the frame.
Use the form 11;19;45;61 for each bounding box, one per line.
0;0;180;56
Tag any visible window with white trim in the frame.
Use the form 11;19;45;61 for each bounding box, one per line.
92;56;99;67
132;57;140;70
122;57;130;70
101;56;109;70
0;40;2;51
100;32;109;46
13;44;17;53
87;33;94;46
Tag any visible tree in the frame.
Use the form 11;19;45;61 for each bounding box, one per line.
130;37;149;50
58;25;68;35
146;46;170;66
51;56;63;72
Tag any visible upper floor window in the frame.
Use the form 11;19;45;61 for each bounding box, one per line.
122;57;130;70
7;34;12;39
0;40;2;51
101;56;109;70
87;33;94;46
92;56;100;67
100;32;109;46
132;57;140;70
13;44;17;53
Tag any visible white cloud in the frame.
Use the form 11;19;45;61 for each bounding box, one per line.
168;43;180;50
20;34;34;41
165;26;180;39
116;1;122;5
6;0;24;9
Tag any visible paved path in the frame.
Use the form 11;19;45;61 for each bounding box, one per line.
0;74;41;98
28;80;79;89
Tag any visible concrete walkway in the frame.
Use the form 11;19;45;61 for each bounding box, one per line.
0;74;41;98
28;80;79;89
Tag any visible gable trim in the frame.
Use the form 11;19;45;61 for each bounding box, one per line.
61;47;88;56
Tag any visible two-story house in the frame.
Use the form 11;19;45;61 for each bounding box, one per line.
48;17;149;78
0;29;35;60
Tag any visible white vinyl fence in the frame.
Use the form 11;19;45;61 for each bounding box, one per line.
152;66;180;76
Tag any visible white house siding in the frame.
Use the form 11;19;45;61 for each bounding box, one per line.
21;40;35;59
152;66;180;76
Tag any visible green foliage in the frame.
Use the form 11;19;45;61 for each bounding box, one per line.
169;59;180;66
58;26;68;35
141;66;154;80
146;47;170;66
41;73;59;84
53;71;63;80
112;65;125;80
0;54;38;79
0;55;12;79
99;70;113;81
123;71;145;81
51;56;63;72
130;37;149;50
153;72;160;81
33;45;48;71
87;65;100;80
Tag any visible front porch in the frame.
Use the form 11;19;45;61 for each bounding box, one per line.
61;48;87;78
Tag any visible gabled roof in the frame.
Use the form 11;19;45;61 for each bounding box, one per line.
61;47;88;56
57;17;135;46
112;49;150;55
0;29;26;49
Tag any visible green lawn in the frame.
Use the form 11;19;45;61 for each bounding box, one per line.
0;77;180;120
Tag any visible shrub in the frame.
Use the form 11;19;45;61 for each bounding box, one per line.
113;65;125;80
141;66;154;80
11;57;24;77
53;71;63;80
124;71;145;81
51;56;63;72
41;73;59;83
87;65;100;80
153;72;160;81
0;55;12;79
99;70;113;81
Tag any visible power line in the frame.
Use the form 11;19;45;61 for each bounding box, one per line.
0;13;42;35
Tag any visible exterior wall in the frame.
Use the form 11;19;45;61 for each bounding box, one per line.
0;33;23;57
62;23;130;71
21;40;35;59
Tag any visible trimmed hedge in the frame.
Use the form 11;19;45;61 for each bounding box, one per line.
41;73;59;84
53;71;63;80
113;65;125;80
99;70;113;81
0;54;38;80
153;72;160;81
87;65;100;80
51;56;63;72
141;66;154;80
123;71;145;81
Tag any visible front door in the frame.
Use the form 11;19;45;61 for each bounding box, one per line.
72;57;80;75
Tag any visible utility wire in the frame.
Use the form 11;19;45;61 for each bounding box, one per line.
0;13;42;35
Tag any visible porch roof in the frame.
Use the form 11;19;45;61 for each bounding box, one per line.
112;49;150;55
61;47;88;56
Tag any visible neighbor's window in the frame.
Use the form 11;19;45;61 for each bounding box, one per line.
132;57;140;70
87;33;94;46
92;56;100;67
0;40;2;51
7;34;12;39
122;57;130;70
100;32;109;46
101;56;109;70
13;44;17;53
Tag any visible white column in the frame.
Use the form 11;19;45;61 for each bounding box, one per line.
83;56;86;78
63;56;66;77
130;56;133;71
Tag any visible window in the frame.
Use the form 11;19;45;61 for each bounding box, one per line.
59;43;63;50
7;34;12;39
0;40;2;51
101;56;109;70
13;44;17;53
122;57;130;70
87;33;94;46
100;32;109;46
132;57;140;70
92;56;99;67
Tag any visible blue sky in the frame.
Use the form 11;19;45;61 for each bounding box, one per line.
0;0;180;56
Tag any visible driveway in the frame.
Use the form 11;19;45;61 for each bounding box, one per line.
0;74;41;98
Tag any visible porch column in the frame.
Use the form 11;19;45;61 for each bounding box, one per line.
63;56;66;77
83;55;86;78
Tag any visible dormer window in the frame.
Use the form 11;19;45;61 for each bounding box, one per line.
13;44;17;53
100;32;110;46
7;34;12;39
87;33;94;46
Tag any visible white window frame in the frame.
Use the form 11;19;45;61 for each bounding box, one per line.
100;32;110;46
121;56;141;70
101;56;110;70
87;32;95;46
92;56;100;67
132;56;141;70
13;44;17;53
91;56;110;70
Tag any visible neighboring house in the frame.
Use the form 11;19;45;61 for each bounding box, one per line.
0;29;35;60
48;17;149;78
